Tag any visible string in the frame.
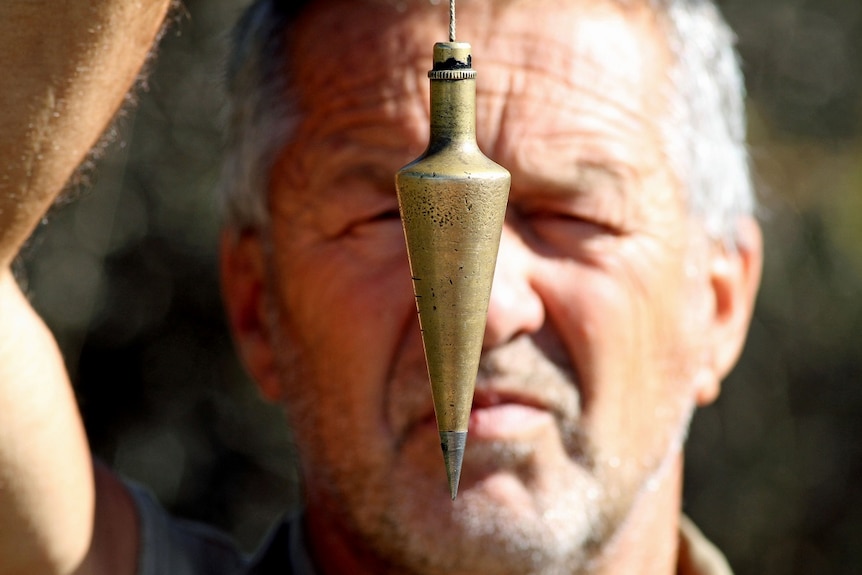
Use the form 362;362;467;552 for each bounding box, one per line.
449;0;456;41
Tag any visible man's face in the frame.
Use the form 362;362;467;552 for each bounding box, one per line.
250;0;731;572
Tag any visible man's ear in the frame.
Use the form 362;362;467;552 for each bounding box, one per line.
220;230;282;402
696;217;763;406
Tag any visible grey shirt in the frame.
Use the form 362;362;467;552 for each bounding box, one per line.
129;483;316;575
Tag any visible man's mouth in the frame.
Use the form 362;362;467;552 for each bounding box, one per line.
468;390;558;440
410;389;558;440
394;334;581;446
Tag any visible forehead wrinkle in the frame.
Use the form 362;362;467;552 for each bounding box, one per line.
471;8;667;179
291;0;438;81
477;68;662;190
294;94;421;150
290;60;423;135
477;14;661;111
287;6;433;150
478;60;655;138
283;0;667;182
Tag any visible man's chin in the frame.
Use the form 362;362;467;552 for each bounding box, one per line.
322;424;625;575
395;410;587;500
372;459;607;575
393;434;603;533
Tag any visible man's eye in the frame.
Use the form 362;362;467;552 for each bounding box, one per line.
524;209;621;249
367;208;402;222
530;210;606;229
345;207;403;238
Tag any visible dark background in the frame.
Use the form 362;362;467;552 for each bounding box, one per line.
16;0;862;573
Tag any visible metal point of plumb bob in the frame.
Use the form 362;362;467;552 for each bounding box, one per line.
395;35;511;499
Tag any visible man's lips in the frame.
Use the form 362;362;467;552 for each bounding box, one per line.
390;333;580;447
413;389;558;441
470;402;557;440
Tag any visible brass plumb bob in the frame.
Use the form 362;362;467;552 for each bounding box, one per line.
395;42;511;499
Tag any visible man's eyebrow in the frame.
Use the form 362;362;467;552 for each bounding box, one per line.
330;162;399;195
520;159;631;198
333;158;634;201
571;161;630;195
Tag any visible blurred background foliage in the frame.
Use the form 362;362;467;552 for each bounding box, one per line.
15;0;862;573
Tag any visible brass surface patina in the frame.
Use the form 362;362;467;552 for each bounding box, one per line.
395;41;511;499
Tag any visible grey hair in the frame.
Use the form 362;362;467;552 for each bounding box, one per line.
652;0;754;245
220;0;754;245
220;0;302;233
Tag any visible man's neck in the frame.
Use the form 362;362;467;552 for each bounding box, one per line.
587;456;684;575
302;498;394;575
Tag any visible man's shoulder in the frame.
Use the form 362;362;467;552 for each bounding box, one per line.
128;482;249;575
245;515;315;575
128;481;314;575
678;516;734;575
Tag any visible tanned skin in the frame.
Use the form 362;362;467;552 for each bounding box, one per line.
0;2;170;574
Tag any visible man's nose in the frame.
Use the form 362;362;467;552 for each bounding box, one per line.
483;224;545;349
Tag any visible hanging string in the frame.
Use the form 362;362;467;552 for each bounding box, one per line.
449;0;456;42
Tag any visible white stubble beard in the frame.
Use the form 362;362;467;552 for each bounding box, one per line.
264;287;697;575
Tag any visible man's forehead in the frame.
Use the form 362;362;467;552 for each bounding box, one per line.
274;0;671;199
290;0;658;39
285;1;668;152
287;0;666;89
309;0;647;11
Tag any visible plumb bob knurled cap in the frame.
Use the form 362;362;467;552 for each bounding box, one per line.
429;42;477;80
